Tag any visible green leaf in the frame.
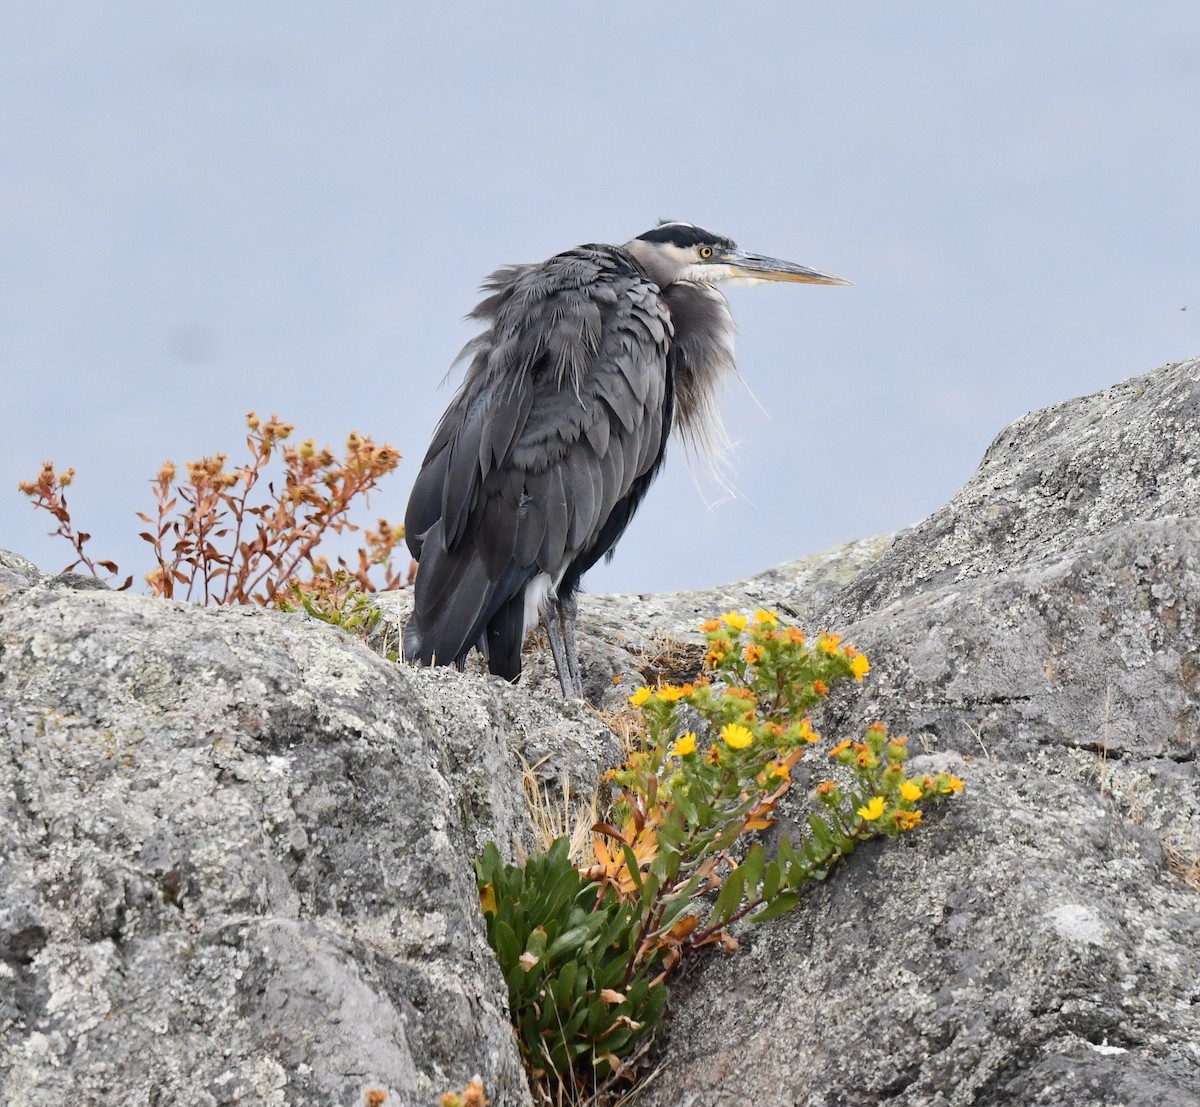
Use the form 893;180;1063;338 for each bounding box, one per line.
807;814;834;854
761;859;781;902
504;961;526;1002
562;1005;589;1043
740;843;766;899
475;841;501;886
708;864;747;928
785;854;813;889
551;960;579;1010
654;841;683;884
492;919;519;972
673;785;699;827
776;835;796;869
639;870;661;913
525;927;548;962
708;821;743;856
748;890;800;923
602;1026;634;1054
545;923;592;961
620;843;644;892
586;996;612;1037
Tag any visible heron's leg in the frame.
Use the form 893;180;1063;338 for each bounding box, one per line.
559;593;582;698
544;594;583;700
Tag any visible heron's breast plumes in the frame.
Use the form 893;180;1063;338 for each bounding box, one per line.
662;280;738;472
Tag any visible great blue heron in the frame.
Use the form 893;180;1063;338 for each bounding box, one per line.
404;221;847;698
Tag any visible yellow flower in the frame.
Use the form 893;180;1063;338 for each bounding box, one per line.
828;739;852;757
894;809;923;831
656;684;686;702
813;679;830;698
816;780;837;796
699;618;721;633
629;687;651;706
899;779;923;802
785;627;806;645
857;796;886;821
670;732;697;757
939;774;966;794
744;643;764;665
704;638;732;668
817;632;843;655
721;723;754;749
850;654;870;682
753;608;778;627
720;610;748;631
767;759;791;782
799;717;819;743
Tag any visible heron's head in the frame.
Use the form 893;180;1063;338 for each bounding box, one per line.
624;221;849;290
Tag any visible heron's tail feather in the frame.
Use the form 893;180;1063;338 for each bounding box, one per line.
406;522;537;675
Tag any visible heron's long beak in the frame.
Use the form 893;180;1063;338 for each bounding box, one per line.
718;248;850;286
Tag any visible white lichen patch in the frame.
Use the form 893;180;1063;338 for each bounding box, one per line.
300;637;375;698
29;632;59;660
1048;902;1110;947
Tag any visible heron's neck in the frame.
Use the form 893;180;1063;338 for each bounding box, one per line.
624;238;690;289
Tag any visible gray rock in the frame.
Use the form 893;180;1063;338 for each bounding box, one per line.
832;356;1200;620
0;550;42;591
3;354;1199;1107
630;358;1200;1106
634;758;1200;1107
0;584;541;1107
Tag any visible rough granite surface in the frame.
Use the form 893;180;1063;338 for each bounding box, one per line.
628;358;1200;1107
0;562;541;1107
3;355;1199;1107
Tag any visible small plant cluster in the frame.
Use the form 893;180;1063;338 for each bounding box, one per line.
19;413;406;607
477;610;964;1103
438;1076;489;1107
278;570;403;659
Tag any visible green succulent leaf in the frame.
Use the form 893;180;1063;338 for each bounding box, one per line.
748;890;801;923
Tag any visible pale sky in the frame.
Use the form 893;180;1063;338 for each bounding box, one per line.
4;2;1198;595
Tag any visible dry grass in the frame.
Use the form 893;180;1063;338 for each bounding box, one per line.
637;635;705;688
519;754;601;867
1164;842;1200;892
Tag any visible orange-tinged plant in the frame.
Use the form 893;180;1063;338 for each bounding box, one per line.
18;462;131;588
20;412;407;607
439;1076;489;1107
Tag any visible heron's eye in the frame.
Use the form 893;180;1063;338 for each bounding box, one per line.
699;246;714;259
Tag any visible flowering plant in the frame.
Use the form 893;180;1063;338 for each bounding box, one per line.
478;610;964;1102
